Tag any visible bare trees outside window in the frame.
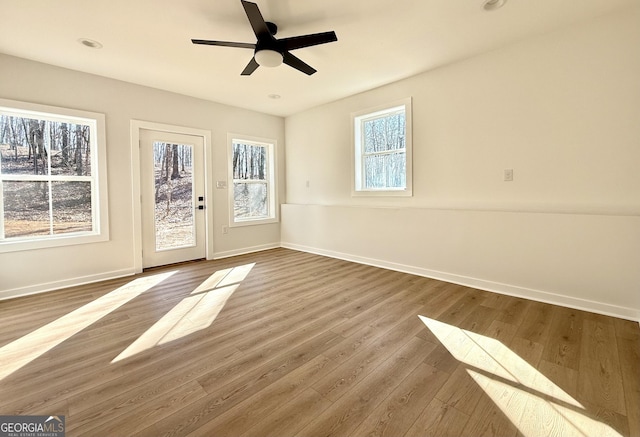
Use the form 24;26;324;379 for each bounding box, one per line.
353;98;413;196
362;111;406;189
0;100;107;250
230;138;276;225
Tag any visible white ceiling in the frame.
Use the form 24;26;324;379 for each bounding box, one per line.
0;0;636;117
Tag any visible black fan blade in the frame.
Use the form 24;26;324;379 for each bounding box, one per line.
192;39;255;49
241;57;260;75
280;31;338;51
241;0;271;39
282;52;316;75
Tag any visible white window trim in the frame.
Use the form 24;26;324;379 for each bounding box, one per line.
227;133;278;227
352;97;413;197
0;98;109;253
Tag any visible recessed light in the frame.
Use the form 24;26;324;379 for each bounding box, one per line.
483;0;507;11
78;38;103;49
267;94;281;100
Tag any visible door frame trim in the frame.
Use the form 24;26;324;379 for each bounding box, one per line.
131;120;213;273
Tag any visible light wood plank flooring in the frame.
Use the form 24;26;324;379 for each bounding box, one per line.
0;248;638;436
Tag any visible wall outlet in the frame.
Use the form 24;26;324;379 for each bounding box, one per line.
222;226;228;234
504;169;514;182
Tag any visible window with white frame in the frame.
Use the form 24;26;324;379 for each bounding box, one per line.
353;98;412;196
229;135;277;226
0;99;108;252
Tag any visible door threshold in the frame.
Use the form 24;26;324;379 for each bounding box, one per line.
143;258;206;272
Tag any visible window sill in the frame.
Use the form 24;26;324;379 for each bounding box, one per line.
230;217;279;228
0;232;109;253
352;189;413;197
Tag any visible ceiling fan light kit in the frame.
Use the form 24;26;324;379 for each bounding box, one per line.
192;0;337;76
255;49;283;67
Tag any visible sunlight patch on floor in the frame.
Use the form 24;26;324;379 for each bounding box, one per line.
418;315;622;437
111;263;254;363
0;270;177;381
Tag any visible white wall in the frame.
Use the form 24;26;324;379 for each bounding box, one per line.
282;7;640;320
0;54;285;298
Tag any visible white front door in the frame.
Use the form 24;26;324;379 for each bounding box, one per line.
140;129;206;268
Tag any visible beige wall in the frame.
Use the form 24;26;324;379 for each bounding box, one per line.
282;8;640;320
0;54;285;298
1;7;639;319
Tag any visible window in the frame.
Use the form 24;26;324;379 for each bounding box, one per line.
353;97;412;196
0;98;108;252
228;135;277;226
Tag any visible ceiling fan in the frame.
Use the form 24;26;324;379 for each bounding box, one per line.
192;0;337;76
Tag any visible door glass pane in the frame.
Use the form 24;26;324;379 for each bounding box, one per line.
153;142;195;251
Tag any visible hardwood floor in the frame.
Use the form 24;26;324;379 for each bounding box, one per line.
0;248;638;436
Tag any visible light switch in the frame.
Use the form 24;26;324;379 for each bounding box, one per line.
504;169;513;182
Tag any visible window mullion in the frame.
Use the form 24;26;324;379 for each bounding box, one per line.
45;121;53;235
360;120;367;189
232;179;267;184
363;148;406;158
45;120;52;178
0;178;4;240
0;174;92;182
47;180;54;235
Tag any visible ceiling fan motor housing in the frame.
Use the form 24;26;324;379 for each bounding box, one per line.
265;21;278;36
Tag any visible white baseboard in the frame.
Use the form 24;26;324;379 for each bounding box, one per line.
0;268;137;302
1;243;279;302
212;243;281;260
281;242;639;322
5;242;637;323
